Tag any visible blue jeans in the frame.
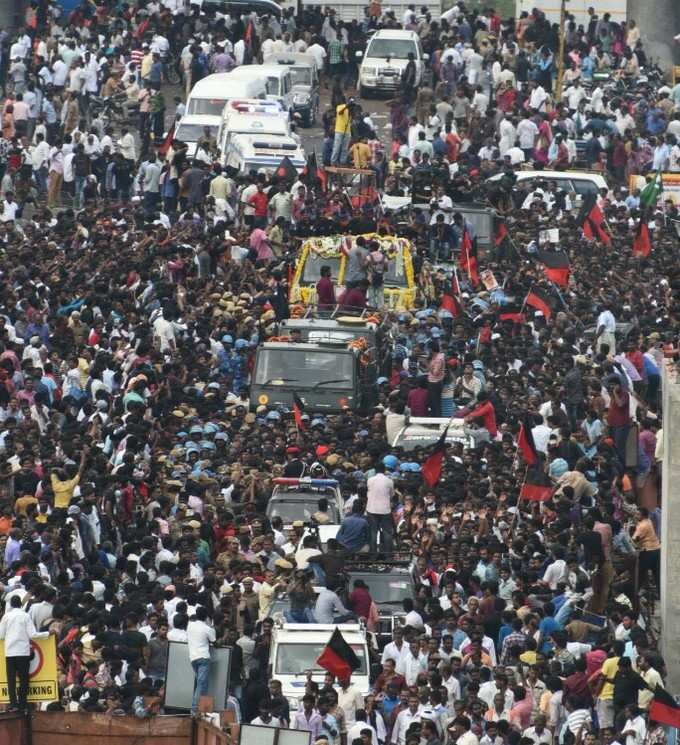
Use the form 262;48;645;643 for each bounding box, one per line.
367;512;394;553
331;131;350;165
191;657;210;713
74;175;86;207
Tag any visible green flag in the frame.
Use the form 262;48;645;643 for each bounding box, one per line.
640;171;663;209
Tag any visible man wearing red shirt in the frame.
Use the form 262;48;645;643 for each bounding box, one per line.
407;378;429;416
316;265;336;309
606;376;630;463
464;391;497;437
248;183;269;228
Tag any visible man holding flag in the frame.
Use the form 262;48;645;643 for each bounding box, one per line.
633;171;663;257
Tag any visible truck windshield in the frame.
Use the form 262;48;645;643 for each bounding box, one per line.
290;67;312;86
268;497;340;523
254;349;354;389
366;39;416;60
348;573;412;603
301;254;341;283
383;256;408;287
276;642;368;674
175;123;218;142
188;98;227;116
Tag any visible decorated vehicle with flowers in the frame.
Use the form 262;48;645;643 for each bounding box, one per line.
289;233;417;310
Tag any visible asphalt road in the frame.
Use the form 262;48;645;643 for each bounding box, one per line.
153;77;392;164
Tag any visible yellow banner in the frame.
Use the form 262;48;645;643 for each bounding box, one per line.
0;636;59;703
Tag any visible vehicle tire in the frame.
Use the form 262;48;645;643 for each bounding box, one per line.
360;85;371;99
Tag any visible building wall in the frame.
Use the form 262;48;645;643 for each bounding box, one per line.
660;360;680;692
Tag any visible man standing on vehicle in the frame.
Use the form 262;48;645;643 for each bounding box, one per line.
187;606;216;714
366;461;394;553
331;96;354;165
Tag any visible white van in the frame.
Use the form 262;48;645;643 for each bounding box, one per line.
229;64;294;113
270;622;370;710
487;169;609;207
357;29;427;97
217;98;290;158
223;133;305;174
185;73;267;117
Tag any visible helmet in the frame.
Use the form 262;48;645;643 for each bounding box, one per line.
221;334;233;345
383;454;399;470
234;339;248;350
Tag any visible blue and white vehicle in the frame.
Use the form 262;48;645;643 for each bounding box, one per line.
222;133;305;175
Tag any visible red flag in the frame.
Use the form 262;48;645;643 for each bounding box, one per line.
517;416;538;465
520;463;553;501
649;689;680;728
292;393;306;430
525;287;553;320
422;425;449;487
632;220;651;257
495;221;508;247
441;293;462;318
459;231;479;285
158;125;175;157
316;628;361;680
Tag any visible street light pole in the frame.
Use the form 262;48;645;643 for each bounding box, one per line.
554;0;568;103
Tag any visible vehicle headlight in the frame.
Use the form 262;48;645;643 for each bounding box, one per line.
362;67;377;77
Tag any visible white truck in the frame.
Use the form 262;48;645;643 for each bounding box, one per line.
269;622;371;710
515;0;627;27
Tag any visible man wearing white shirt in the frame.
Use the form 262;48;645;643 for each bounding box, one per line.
391;694;423;745
187;606;215;713
596;307;617;354
396;639;426;685
381;627;408;665
30;133;51;195
529;82;547;112
366;463;394;553
0;595;50;711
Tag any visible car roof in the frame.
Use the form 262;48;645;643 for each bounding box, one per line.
370;29;419;39
177;114;222;126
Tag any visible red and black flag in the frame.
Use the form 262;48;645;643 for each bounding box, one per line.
578;193;611;245
649;688;680;729
498;303;524;323
422;424;449;488
275;155;298;183
632;219;651;257
520;462;554;501
525;286;555;320
459;230;480;285
316;627;361;681
292;393;306;430
304;150;326;189
536;250;570;287
517;416;539;465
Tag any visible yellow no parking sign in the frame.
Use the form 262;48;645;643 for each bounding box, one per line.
0;637;59;702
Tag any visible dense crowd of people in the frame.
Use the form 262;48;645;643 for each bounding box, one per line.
0;3;677;745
